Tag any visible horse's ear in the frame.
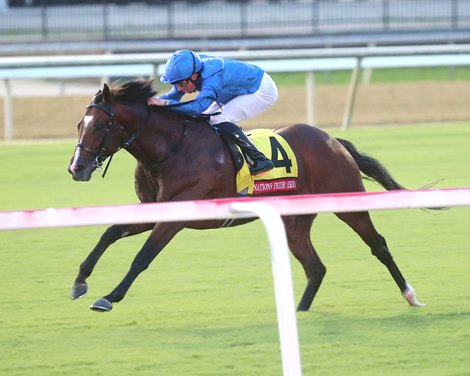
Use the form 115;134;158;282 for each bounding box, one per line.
102;83;111;103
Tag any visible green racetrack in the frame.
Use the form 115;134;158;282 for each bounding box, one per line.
0;123;469;375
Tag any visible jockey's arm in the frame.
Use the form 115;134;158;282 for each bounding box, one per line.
156;74;223;117
158;86;184;102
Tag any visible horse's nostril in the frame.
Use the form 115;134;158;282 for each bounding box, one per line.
68;164;82;174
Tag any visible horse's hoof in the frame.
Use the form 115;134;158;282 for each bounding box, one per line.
402;284;426;307
70;282;88;300
90;298;113;312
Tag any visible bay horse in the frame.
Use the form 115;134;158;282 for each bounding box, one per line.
68;80;424;312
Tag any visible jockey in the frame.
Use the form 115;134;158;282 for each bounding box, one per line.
148;49;277;176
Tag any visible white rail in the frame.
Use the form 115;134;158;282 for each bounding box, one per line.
2;188;470;231
2;45;470;70
1;188;470;376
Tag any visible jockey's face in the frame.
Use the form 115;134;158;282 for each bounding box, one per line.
175;73;198;94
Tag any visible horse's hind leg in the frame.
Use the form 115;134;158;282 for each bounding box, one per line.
336;211;424;307
70;222;155;300
284;215;326;311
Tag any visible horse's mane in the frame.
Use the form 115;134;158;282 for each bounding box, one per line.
104;79;207;120
109;79;158;104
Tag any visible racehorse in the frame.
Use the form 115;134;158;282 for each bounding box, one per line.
68;79;424;312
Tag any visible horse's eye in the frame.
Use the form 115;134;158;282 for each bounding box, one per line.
94;122;106;131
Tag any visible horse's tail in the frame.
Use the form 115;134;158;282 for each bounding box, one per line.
336;138;407;191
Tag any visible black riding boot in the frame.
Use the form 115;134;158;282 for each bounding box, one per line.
217;122;274;175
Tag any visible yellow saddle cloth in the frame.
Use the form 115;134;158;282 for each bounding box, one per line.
236;129;298;195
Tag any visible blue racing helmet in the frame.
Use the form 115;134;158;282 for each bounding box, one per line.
160;50;203;84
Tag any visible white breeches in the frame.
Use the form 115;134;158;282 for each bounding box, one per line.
205;73;278;125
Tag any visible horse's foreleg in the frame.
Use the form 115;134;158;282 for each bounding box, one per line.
284;215;326;311
336;211;425;307
90;222;184;312
70;222;155;300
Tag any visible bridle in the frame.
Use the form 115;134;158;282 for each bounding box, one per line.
75;101;150;178
75;98;190;177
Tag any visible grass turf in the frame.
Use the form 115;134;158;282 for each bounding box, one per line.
0;123;469;375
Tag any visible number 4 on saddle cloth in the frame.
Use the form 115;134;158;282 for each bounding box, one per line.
222;129;299;196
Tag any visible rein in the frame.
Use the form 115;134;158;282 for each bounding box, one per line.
150;119;190;168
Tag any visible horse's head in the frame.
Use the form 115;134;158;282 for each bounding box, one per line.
68;83;122;181
68;80;156;181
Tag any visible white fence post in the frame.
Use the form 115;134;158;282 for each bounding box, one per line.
306;71;315;126
342;57;362;130
3;78;13;141
230;202;302;376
